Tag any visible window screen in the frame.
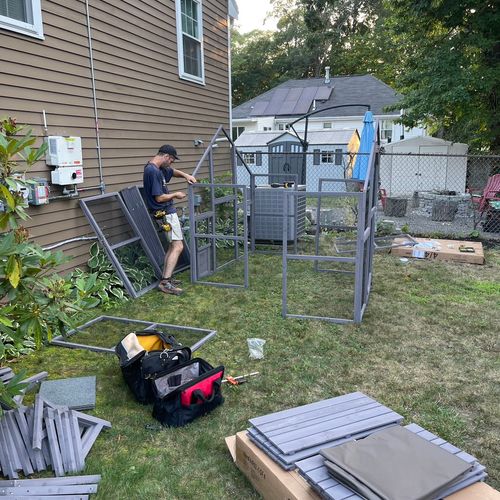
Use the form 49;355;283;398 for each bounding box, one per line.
0;0;28;22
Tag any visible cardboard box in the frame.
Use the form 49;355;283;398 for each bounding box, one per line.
446;482;500;499
391;238;484;264
225;433;499;500
226;431;320;500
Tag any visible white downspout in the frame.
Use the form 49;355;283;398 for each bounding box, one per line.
85;0;105;194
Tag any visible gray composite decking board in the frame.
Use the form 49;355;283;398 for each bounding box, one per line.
44;410;65;477
249;392;366;427
23;407;46;471
252;394;380;434
4;411;34;476
10;496;90;500
14;407;40;470
2;474;102;487
81;423;104;459
271;410;403;455
69;411;85;471
32;394;45;451
296;423;486;500
72;411;112;430
247;423;399;470
0;417;18;479
0;484;99;495
1;415;22;473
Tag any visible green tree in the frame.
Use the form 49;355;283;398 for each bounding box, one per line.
385;0;499;150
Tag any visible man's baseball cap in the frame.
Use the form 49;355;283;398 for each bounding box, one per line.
158;144;179;160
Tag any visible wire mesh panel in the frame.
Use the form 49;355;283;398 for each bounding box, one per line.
281;137;379;324
80;193;162;298
188;183;248;288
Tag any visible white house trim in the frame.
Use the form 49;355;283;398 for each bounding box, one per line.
175;0;206;85
0;0;44;40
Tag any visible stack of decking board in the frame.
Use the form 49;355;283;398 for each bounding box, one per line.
296;424;488;500
247;392;404;470
247;392;487;499
0;394;110;481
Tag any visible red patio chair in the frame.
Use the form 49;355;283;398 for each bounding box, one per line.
468;174;500;228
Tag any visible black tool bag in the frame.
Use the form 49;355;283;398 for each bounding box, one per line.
152;358;224;427
115;330;191;405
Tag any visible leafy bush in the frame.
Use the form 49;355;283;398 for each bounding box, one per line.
0;118;89;406
69;242;127;308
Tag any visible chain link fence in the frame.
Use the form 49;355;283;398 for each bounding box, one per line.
235;150;500;239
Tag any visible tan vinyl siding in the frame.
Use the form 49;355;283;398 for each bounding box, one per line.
0;0;232;271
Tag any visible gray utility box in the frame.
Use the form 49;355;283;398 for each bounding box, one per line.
254;185;306;241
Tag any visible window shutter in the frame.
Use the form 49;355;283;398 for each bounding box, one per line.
313;149;320;165
335;149;343;165
256;151;262;166
236;153;243;166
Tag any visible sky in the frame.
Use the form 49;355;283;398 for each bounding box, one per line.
235;0;278;33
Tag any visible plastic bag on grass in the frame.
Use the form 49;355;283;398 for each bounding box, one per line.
247;338;266;360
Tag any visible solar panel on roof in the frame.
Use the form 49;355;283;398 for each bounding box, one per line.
280;88;304;115
314;86;333;101
250;101;270;116
291;87;317;115
264;88;290;115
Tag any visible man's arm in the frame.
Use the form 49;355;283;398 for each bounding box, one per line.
172;168;197;185
155;191;186;203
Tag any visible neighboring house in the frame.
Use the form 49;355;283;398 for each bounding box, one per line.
232;73;426;144
0;0;238;270
235;129;360;192
380;136;469;196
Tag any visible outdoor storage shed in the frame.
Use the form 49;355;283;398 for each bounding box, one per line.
235;129;360;192
380;136;469;196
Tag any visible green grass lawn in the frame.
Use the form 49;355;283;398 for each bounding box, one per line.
6;249;500;499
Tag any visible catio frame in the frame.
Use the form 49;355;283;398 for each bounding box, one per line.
189;124;380;323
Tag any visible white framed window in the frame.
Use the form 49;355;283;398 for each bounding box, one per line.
323;122;332;129
175;0;205;84
232;126;245;140
321;152;334;163
243;153;255;164
0;0;44;39
380;120;393;141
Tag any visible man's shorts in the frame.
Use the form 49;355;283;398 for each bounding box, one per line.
165;213;183;241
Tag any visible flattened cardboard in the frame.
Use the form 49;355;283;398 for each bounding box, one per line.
446;482;500;499
230;431;320;500
391;238;484;264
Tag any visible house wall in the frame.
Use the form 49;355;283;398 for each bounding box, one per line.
235;116;426;144
0;0;231;271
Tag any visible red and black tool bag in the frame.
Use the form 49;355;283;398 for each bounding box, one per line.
115;330;191;405
152;358;224;427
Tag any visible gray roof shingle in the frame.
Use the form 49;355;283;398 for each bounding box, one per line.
233;74;402;119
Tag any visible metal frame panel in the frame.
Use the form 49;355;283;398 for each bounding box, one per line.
282;125;380;324
189;183;249;288
79;193;162;299
50;315;216;354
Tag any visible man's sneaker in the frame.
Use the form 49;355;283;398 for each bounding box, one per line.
158;279;183;296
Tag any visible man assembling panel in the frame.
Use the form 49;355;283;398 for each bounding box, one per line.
143;144;196;296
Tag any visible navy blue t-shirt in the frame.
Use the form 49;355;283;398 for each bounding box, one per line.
143;163;176;214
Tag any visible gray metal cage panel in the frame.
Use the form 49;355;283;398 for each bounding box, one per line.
188;183;249;288
50;315;216;354
119;186;165;272
281;131;380;324
79;193;162;298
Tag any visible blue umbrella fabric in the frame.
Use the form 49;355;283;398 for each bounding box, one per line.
352;111;375;181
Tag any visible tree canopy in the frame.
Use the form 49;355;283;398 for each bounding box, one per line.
231;0;499;150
